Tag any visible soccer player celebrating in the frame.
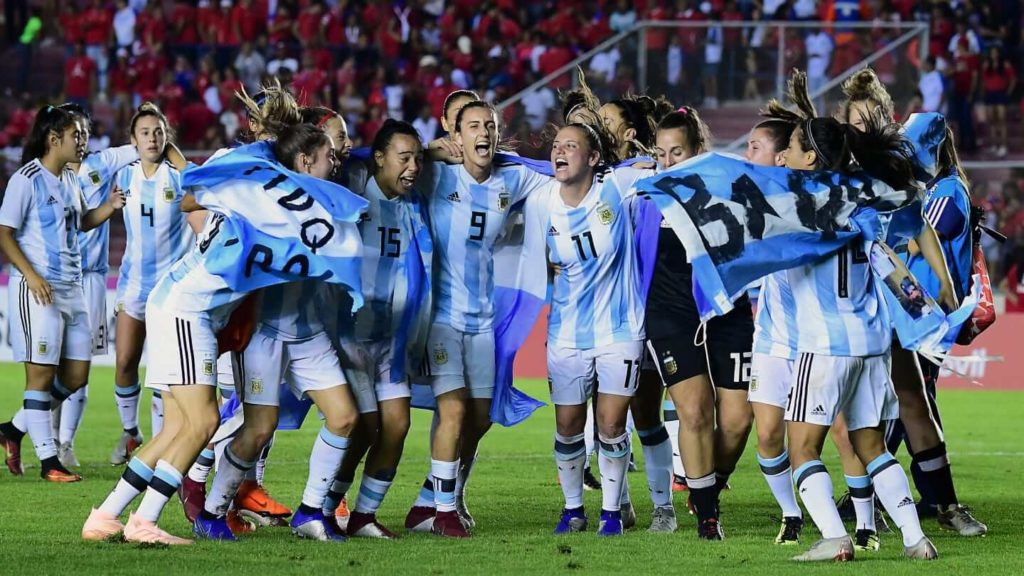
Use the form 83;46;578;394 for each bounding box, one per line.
765;73;936;561
109;103;198;467
539;122;651;536
405;101;551;537
648;107;754;540
0;106;125;482
324;120;431;539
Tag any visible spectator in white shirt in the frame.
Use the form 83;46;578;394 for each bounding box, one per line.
412;104;438;143
918;56;945;113
520;82;556;130
609;0;636;33
805;30;834;111
112;0;136;49
948;20;981;55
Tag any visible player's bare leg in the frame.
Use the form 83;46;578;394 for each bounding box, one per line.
666;372;720;539
454;397;492;528
348;397;411;539
630;370;675;532
111;313;146;465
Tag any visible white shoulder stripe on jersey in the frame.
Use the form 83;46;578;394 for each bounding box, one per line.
926;196;949;227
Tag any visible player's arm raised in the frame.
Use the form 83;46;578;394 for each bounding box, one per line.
81;184;126;231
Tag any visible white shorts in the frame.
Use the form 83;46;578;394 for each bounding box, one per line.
547;340;643;406
424;323;495;399
144;306;219;390
115;285;147;323
784;353;899;431
236;331;346;407
83;272;108;355
8;277;91;365
217;353;236;394
749;353;794;409
338;339;411;414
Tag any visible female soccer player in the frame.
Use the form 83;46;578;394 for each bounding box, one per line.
648;107;754;540
323;120;431;539
82;120;352;545
405;101;550;537
766;73;936;561
841;69;986;537
0;106;125;482
108;103;198;468
300;106;354;167
540;122;650;537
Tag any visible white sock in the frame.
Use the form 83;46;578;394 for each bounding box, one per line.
324;474;354;515
205;444;255;516
845;474;876;531
301;427;350;509
23;390;57;460
12;408;26;432
794;460;846;539
431;459;459;512
187;447;216;483
414;474;435;508
598;432;630;512
455;450;476;499
758;450;802;518
114;382;140;432
554;432;586;509
99;457;153;516
354;473;393;515
638;425;673;508
59;385;88;445
256;433;274;485
868;453;925;546
150;391;164;437
136;459;182;522
663;400;686;477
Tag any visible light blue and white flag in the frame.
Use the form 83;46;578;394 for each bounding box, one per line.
183;142;368;302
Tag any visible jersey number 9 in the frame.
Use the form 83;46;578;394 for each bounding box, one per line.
469;211;486;241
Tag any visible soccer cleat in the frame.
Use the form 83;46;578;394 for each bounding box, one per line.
178;477;207;523
792;535;855;562
226;509;256;535
937;505;988;537
42;466;82;483
404;505;436;533
333;497;351;532
58;442;80;468
697;517;724;540
582;467;601;491
235;480;292;520
432;510;471;538
123;513;193;545
774;516;803;545
456;494;475;529
854;528;880;552
597;509;623;537
82;508;124;541
554;507;588;534
621;501;637;530
648;506;677;533
835;491;855;521
193;514;237;541
0;428;23;476
347;511;398;539
109;431;144;466
672;475;688;492
290;508;346;542
904;536;939;560
875;502;892;533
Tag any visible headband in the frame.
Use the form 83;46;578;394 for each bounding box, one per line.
802;118;831;168
316;112;335;128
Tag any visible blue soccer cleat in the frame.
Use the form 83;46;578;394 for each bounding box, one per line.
554;507;588;534
597;509;623;537
291;507;347;542
193;513;237;541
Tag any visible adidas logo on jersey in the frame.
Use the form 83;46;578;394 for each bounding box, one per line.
810;404;827;416
548;226;559;236
446;191;461;203
46;195;58;205
898;497;915;508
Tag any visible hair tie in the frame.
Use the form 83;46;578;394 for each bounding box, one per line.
676;107;688;115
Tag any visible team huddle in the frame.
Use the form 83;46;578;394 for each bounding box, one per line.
0;65;991;562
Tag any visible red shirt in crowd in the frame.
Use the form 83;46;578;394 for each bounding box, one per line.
645;5;670;51
210;8;240;46
293;69;329;106
952;52;979;97
130;52;166;96
297;4;324;43
427;81;456;119
378;20;402;60
108;60;132;95
179;101;217;147
232;1;265;43
538;45;575;89
677;8;707;55
322;7;347;46
64;55;96;98
158;78;185;125
268;11;295;44
983;60;1016;94
138;10;169;49
307;47;333;71
60;12;84;45
578;15;610;50
81;5;112;45
6;107;36;141
171;2;199;44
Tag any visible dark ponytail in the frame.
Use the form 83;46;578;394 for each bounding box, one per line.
657;106;713;156
272;123;330;173
752;118;796;155
22;106;77;165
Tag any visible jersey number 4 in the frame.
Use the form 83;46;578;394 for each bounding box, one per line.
141;203;155;227
572;231;598;261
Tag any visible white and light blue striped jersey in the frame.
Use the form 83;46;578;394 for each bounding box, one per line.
258;280;327;341
352;173;428;342
0;160;86;284
758;240;890;358
424;161;550;333
115;160;195;306
147;213;247;330
78;145;139;274
542;166;648;349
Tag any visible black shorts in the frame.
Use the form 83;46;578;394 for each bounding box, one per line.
646;301;754;390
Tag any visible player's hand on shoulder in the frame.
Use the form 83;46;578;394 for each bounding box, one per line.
427;137;463;164
108;185;126;210
26;272;53;306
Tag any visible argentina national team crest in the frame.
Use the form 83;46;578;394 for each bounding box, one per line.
89;171;101;185
433;343;448;366
163;187;176;202
250;377;263;395
662;352;677;376
498;190;511;211
37;338;48;356
203;358;215;376
597;203;614;225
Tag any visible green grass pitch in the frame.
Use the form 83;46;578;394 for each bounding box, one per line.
0;363;1020;575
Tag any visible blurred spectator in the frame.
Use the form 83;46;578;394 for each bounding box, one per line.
609;0;637;34
109;48;133;126
948;19;981;55
412;104;439;143
520;78;556;130
232;0;265;45
337;82;366;137
139;2;170;51
999;245;1024;313
268;44;299;77
268;5;296;46
235;42;266;94
82;0;112;92
5;0;28;45
16;6;42;93
950;37;979;152
170;0;200;61
112;0;135;50
538;33;575;90
88;121;111;152
704;19;724;108
65;42;97;109
292;53;330;107
982;46;1016;158
805;29;833;112
918;56;945;113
